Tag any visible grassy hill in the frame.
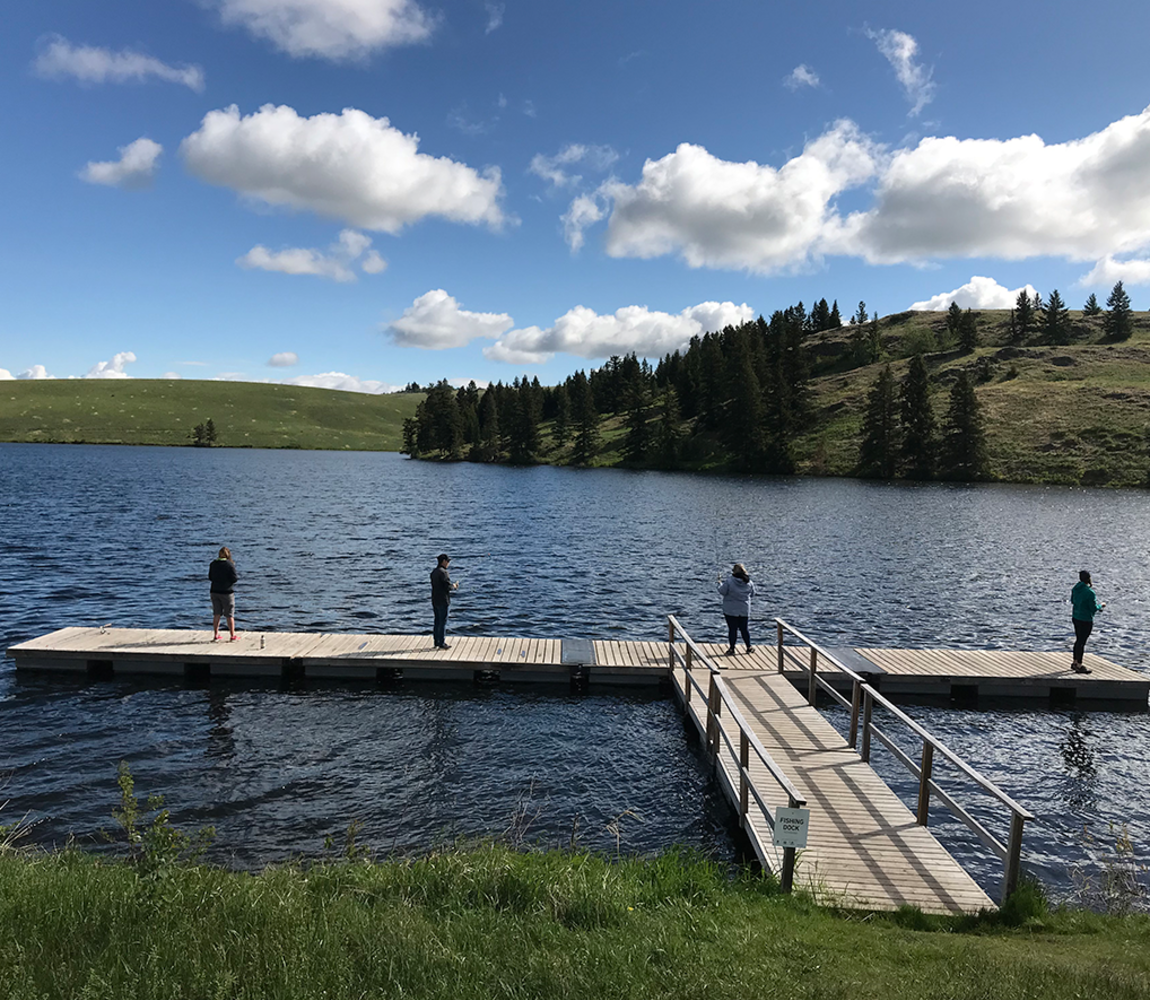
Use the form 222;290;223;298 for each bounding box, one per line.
0;380;423;451
537;309;1150;487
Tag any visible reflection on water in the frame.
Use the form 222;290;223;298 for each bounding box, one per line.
2;443;1149;900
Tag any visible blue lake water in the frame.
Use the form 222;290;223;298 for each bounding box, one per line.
2;442;1149;902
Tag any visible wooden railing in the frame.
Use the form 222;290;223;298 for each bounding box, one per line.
668;615;806;891
775;618;1035;902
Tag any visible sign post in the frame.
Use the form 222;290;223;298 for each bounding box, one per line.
773;806;810;892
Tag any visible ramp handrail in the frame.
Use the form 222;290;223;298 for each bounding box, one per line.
775;617;1035;902
668;614;806;891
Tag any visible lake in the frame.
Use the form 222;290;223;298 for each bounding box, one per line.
2;443;1148;902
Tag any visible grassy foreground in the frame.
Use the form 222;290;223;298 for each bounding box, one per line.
1;845;1149;1000
0;380;422;451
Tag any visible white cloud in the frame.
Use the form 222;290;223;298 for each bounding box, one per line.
580;121;879;272
208;0;436;60
163;372;181;379
909;276;1038;311
182;104;508;233
34;36;204;91
268;351;299;367
562;194;608;252
238;228;385;281
85;351;137;378
484;2;504;33
529;143;619;189
17;365;53;380
0;369;14;380
783;64;820;90
484;301;755;365
388;289;513;349
281;371;402;393
866;28;934;117
79;138;162;190
837;106;1150;264
1080;256;1150;286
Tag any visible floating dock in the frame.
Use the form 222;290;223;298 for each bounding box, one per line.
8;627;1147;705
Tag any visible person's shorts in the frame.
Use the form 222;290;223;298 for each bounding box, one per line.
211;591;235;617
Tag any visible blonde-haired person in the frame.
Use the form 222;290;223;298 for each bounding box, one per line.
209;546;238;642
717;563;756;655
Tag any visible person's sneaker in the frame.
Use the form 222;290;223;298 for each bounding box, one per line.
436;642;452;650
725;646;736;656
1072;663;1092;674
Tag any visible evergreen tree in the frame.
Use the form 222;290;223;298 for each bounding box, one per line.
958;309;979;353
654;387;684;468
1015;290;1034;339
569;371;600;465
852;300;868;325
946;301;963;343
1008;308;1018;342
422;380;462;457
899;354;936;480
1083;293;1102;317
622;376;653;464
1043;289;1070;344
939;370;989;481
1104;280;1133;340
829;299;843;328
401;416;418;455
724;335;766;470
472;384;501;461
857;364;900;479
551;383;571;446
1032;291;1044;314
505;378;540;464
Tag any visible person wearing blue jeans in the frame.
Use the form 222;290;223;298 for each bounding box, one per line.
1071;569;1105;674
430;553;458;649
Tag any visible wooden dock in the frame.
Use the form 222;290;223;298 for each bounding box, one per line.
8;627;1146;704
671;663;995;913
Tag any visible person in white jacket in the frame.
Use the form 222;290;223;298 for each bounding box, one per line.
718;563;756;656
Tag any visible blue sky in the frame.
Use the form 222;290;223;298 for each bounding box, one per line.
3;0;1150;391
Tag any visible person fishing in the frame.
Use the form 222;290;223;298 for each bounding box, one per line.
717;563;756;656
1070;569;1105;674
430;553;459;649
209;546;238;642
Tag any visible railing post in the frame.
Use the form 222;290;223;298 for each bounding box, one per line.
1002;812;1026;903
848;679;862;749
916;741;934;825
776;621;784;674
861;689;873;762
706;671;718;755
668;617;675;672
807;646;818;706
738;730;749;822
684;643;693;706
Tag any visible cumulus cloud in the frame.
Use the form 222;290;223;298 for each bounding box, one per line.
0;369;14;380
484;301;755;365
909;276;1038;311
17;365;52;379
85;352;137;378
484;2;504;33
238;228;386;281
570;105;1150;274
281;371;402;393
783;64;820;90
573;121;879;272
268;351;299;366
837;105;1150;264
1080;256;1150;286
388;289;513;349
529;143;619;189
34;36;205;91
79;138;162;190
182;105;508;233
208;0;436;60
866;28;934;117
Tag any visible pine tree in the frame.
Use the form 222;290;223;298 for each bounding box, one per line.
1083;293;1102;317
939;370;988;481
852;300;868;325
1043;289;1070;344
829;300;843;328
551;384;571;446
946;301;963;344
1015;290;1034;339
654;387;684;468
1104;280;1133;340
899;354;936;480
958;309;979;353
569;371;600;465
857;364;899;479
622;376;653;464
725;342;766;471
472;385;501;461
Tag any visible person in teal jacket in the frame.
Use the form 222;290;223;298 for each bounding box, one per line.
1071;570;1105;673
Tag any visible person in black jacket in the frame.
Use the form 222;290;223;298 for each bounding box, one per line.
430;553;458;649
209;546;238;641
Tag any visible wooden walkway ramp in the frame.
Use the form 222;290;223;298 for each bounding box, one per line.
672;663;993;913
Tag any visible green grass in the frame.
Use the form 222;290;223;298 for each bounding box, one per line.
0;380;423;451
1;845;1148;999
